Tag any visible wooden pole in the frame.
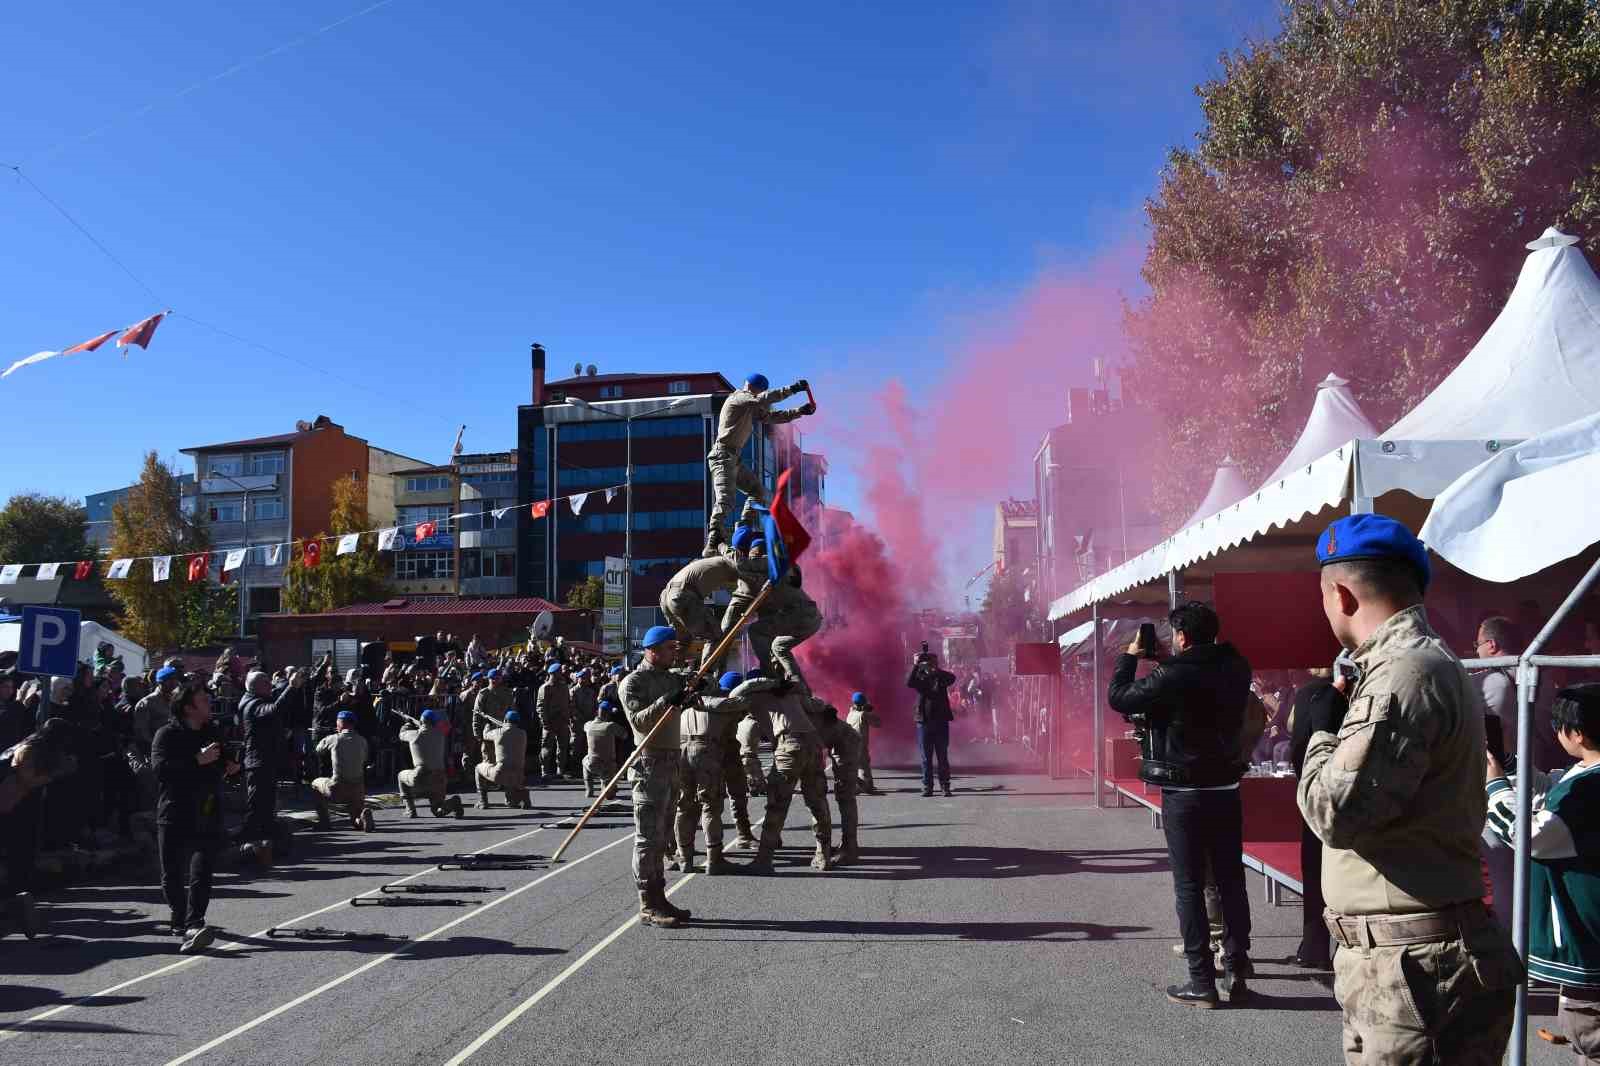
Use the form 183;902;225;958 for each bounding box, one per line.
549;581;776;861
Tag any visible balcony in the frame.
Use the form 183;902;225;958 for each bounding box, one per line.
459;576;516;597
199;474;278;494
459;528;514;550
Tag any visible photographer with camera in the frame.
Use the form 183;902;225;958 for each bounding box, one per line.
1108;601;1255;1008
906;643;957;798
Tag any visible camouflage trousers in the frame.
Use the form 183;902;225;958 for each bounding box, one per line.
720;738;752;830
397;768;447;812
539;713;570;777
661;585;718;645
676;739;725;858
581;754;616;794
631;750;681;890
747;609;822;686
706;447;766;540
759;735;830;851
1332;914;1521;1065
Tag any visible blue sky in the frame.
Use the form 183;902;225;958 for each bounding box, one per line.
2;0;1277;533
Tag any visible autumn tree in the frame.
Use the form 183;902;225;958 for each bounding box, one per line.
1125;0;1600;527
565;574;604;610
283;475;386;613
106;453;210;648
0;493;92;565
978;565;1033;654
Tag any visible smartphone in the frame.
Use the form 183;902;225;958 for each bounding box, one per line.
1137;623;1159;655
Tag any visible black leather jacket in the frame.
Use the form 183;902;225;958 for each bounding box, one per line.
1108;642;1253;788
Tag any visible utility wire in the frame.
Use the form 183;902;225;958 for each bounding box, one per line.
8;165;165;306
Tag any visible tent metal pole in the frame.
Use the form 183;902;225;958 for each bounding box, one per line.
1091;601;1103;809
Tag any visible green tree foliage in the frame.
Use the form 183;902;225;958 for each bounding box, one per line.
283;475;387;613
979;565;1032;654
1125;0;1600;527
178;582;239;649
565;574;604;610
106;453;210;649
0;492;92;565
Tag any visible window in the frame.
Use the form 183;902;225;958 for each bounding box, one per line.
245;452;285;476
207;498;243;523
397;504;452;526
599;385;623;399
462;469;515;485
207;456;242;478
559;509;702;534
393;550;454;580
404;475;451;493
668;380;690;395
460;551;481;579
253;497;285;520
493;552;516;578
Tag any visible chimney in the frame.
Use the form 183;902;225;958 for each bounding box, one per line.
531;343;546;406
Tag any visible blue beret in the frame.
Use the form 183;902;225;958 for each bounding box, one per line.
599;699;614;710
730;527;757;552
1317;514;1431;591
336;710;356;722
504;709;522;724
745;667;766;679
470;671;483;681
851;692;866;704
156;666;178;682
420;709;441;725
609;665;625;676
546;663;562;674
641;626;676;649
719;671;743;691
486;668;500;679
746;373;769;392
748;538;767;553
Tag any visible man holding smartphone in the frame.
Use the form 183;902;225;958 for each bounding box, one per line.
1109;602;1256;1008
906;644;957;797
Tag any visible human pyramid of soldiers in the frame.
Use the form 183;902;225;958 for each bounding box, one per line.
366;373;882;931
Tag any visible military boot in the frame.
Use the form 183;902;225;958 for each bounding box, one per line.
745;847;776;875
673;812;698;872
313;799;332;830
704;846;735;876
831;831;860;867
476;788;492;811
702;527;725;559
445;795;466;819
730;805;757;850
652;882;692;922
404;801;419;819
810;842;834;871
638;889;680;929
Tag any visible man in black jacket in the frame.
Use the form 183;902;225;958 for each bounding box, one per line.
152;684;238;953
906;651;957;797
237;668;305;843
1287;668;1348;970
1109;601;1255;1008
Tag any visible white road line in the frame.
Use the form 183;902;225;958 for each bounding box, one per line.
161;830;633;1066
443;874;696;1066
0;819;560;1041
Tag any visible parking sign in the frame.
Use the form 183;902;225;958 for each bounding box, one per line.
19;605;81;677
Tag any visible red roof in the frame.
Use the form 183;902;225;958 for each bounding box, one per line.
261;597;572;620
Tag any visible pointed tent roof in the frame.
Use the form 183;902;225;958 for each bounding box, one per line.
1259;374;1377;489
1386;228;1600;441
1180;457;1250;530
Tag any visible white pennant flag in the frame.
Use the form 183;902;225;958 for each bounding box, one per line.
492;507;510;522
266;543;284;566
451;424;466;459
152;556;172;582
605;487;618;504
0;564;22;584
337;532;361;556
35;562;60;580
224;548;247;572
107;558;133;580
378;527;400;551
570;492;589;515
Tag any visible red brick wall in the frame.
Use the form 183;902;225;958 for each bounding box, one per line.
290;427;371;540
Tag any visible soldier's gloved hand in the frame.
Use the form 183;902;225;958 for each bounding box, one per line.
794;378;809;392
774;678;795;696
799;402;816;416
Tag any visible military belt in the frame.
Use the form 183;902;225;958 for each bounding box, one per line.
1324;902;1490;949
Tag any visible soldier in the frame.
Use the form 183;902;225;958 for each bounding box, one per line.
739;674;833;874
582;700;625;798
473;669;515;772
704;529;771;674
747;565;822;686
735;703;770;805
397;710;465;819
1299;514;1522;1062
660;554;740;649
619;626;695;928
600;665;634;764
312;711;373;831
704;373;814;556
846;692;883;795
673;670;764;876
803;691;862;865
474;708;529;809
536;663;573;780
569;668;598;773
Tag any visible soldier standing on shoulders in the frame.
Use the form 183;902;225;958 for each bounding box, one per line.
703;374;813;557
1299;514;1522;1063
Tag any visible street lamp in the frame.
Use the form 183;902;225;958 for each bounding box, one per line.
565;395;698;661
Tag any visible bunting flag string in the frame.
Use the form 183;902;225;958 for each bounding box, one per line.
151;556;172;582
0;564;22;584
2;310;170;379
569;492;589;516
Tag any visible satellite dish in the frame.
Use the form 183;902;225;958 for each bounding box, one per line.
585;364;598;377
573;362;583;376
531;611;555;639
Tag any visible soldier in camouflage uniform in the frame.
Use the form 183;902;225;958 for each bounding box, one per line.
739;674;833;874
747;566;822;687
619;627;695;928
672;670;763;876
536;663;572;780
568;668;598;768
846;692;883;795
804;690;863;865
704;374;814;556
1299;515;1522;1064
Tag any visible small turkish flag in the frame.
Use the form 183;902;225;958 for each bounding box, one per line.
530;500;550;520
187;554;209;582
303;540;322;568
116;312;165;350
414;521;437;541
73;560;93;580
64;329;118;355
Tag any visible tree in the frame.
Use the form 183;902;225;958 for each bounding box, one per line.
1125;0;1600;527
283;475;387;613
178;582;239;649
979;566;1032;655
0;493;92;565
565;574;604;610
106;453;210;649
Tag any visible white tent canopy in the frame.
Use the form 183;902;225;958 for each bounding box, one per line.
1260;374;1377;489
0;619;149;675
1421;410;1600;583
1180;457;1250;530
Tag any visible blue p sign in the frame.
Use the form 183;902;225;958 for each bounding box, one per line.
19;605;81;678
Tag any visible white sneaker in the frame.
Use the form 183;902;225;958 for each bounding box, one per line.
180;925;215;954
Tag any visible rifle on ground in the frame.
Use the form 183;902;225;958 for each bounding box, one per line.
351;895;481;908
267;925;405;941
439;853;544;871
379;884;504;895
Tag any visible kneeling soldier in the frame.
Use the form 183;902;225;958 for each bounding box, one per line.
312;711;373;831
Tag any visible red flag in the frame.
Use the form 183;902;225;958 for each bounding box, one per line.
762;468;813;582
73;560;93;580
303;540;322;568
117;312;165;350
414;521;437;541
530;500;550;520
64;330;118;355
187;553;209;582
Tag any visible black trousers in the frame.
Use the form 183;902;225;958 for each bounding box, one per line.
157;824;216;929
1162;787;1252;982
240;765;278;840
3;793;41;895
1296;819;1330;964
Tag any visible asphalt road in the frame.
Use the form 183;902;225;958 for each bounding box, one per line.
0;763;1570;1065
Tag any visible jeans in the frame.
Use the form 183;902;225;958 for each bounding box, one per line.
1161;787;1252;982
157;824;216;929
240;765;278;840
918;721;950;791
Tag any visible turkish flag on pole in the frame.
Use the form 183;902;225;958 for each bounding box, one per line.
64;329;118;355
414;521;437;542
117;312;165;350
187;553;209;582
530;500;551;520
303;540;322;568
73;560;94;580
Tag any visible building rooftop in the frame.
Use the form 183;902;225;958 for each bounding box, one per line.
261;596;570;620
544;371;731;387
181;415;362;454
999;499;1039;519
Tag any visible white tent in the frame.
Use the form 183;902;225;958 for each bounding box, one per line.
1421;410;1600;583
1179;457;1250;530
1260;374;1377;489
0;619;149;675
